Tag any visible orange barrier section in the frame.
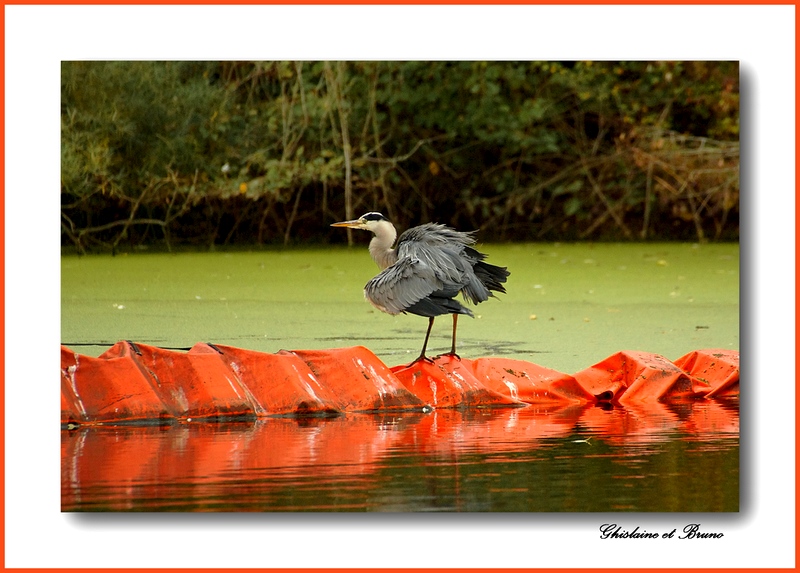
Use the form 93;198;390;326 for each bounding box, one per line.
61;345;171;424
465;357;596;404
673;348;740;399
287;346;426;412
60;343;740;426
192;344;338;416
391;354;523;408
573;350;699;404
117;342;256;420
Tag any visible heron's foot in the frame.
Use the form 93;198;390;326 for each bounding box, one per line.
437;351;461;361
406;354;435;367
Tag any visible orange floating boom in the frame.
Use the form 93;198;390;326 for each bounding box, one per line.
61;343;739;426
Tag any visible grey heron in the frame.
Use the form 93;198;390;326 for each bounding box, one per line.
331;212;510;363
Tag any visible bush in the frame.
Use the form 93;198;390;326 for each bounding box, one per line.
61;60;739;252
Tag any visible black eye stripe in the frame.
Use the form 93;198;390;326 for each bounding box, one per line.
361;212;388;222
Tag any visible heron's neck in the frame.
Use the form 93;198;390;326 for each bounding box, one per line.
368;220;398;270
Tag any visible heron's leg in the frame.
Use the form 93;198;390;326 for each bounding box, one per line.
444;314;461;359
414;317;436;363
436;314;462;359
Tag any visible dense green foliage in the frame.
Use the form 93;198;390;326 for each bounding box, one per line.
61;61;739;252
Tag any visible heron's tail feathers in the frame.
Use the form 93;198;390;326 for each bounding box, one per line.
474;260;510;295
460;260;509;305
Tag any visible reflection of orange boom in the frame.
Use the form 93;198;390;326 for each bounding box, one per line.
60;397;738;511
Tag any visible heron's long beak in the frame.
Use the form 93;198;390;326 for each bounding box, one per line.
331;219;363;228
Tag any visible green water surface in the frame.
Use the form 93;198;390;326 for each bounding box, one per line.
61;242;739;374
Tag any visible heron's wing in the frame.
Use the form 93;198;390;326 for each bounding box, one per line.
397;225;469;283
364;256;442;315
397;222;476;246
396;224;491;305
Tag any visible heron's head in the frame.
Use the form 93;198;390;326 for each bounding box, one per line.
331;212;391;233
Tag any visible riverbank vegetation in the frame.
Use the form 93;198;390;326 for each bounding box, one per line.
61;61;739;253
